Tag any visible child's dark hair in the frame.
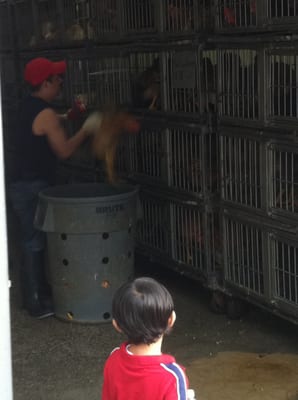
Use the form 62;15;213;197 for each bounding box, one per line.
112;277;174;345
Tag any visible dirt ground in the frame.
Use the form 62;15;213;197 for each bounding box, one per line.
9;250;298;400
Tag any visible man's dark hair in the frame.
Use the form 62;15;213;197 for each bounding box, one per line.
112;277;174;345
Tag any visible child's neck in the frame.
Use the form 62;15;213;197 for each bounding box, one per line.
128;337;163;356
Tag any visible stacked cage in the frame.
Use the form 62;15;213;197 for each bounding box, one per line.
215;6;298;321
125;40;220;287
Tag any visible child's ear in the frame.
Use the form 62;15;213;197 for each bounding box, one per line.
112;319;123;333
168;310;176;328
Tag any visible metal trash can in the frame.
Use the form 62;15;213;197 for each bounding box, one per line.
35;183;138;323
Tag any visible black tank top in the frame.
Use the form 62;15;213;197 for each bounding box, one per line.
14;95;57;184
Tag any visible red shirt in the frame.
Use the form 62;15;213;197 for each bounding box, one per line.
102;342;189;400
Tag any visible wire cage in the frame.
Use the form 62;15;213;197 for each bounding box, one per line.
162;0;214;35
218;45;260;124
215;0;258;32
220;128;265;210
114;135;131;179
270;232;298;318
137;190;171;256
170;201;221;281
127;118;167;184
168;123;219;198
268;142;298;219
14;0;63;49
123;0;158;36
64;51;131;110
0;1;12;51
266;0;298;28
200;48;218;121
88;0;119;40
129;50;162;111
223;211;266;299
13;0;36;49
163;48;199;115
162;46;218;121
61;0;96;44
267;49;298;127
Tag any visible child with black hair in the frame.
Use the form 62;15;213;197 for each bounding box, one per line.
102;277;196;400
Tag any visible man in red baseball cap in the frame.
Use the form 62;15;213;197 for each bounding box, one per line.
9;57;91;319
24;57;67;86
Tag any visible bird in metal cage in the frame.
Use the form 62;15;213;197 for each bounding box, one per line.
82;108;140;183
65;23;86;41
132;58;160;111
167;1;193;31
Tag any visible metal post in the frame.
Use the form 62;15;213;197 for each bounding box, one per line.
0;81;13;400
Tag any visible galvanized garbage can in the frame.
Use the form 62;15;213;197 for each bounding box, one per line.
35;183;138;323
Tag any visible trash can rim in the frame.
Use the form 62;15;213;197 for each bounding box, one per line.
38;183;139;204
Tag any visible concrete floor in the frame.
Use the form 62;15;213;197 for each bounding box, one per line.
10;254;298;400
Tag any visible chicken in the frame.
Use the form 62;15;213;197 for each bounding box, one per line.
83;109;140;183
133;58;160;110
65;23;86;41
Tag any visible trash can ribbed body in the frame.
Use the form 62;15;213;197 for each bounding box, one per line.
35;183;138;323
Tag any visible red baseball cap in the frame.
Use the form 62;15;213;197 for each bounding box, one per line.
24;57;67;86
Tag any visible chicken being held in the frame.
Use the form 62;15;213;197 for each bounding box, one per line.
83;109;140;183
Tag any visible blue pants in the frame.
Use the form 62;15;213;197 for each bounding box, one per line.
9;180;49;252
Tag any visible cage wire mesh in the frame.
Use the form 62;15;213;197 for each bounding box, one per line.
114;135;131;177
216;0;257;30
221;133;262;209
223;215;265;296
168;126;219;197
170;202;218;276
270;145;298;215
219;48;259;122
268;0;298;19
137;192;170;254
14;0;36;49
65;54;131;109
62;0;93;42
128;122;165;182
89;0;118;39
164;49;199;114
271;236;298;307
269;53;298;123
200;49;218;117
129;51;161;111
164;0;196;33
123;0;156;34
35;0;61;45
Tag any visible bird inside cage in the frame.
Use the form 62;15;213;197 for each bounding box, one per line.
41;20;58;41
92;0;118;32
223;0;256;27
83;107;140;183
167;1;194;31
132;58;160;110
65;23;86;41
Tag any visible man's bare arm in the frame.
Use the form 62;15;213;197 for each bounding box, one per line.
32;108;88;160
